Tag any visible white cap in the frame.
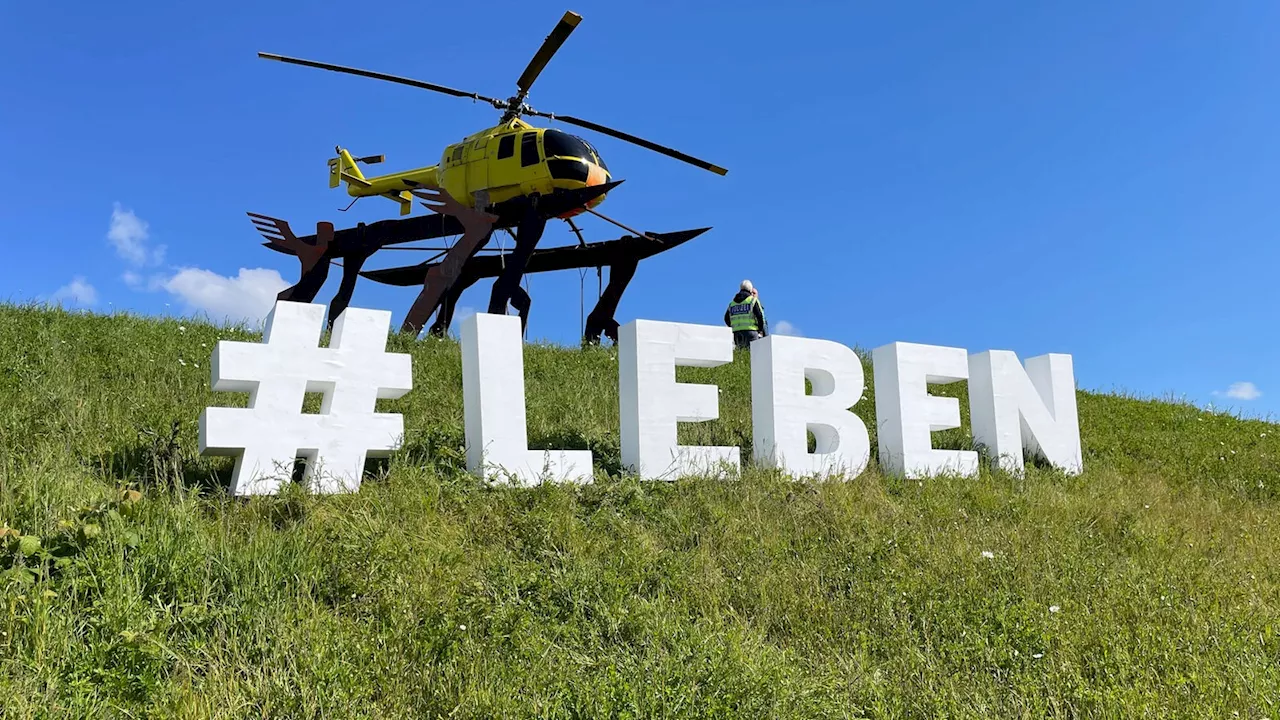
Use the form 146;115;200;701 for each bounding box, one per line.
740;279;753;292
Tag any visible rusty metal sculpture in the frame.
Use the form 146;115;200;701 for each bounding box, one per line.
249;181;707;344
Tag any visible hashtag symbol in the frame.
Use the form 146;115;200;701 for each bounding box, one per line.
198;300;413;496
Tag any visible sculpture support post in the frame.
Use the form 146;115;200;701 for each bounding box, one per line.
584;259;637;344
428;273;480;338
328;248;373;328
488;205;545;324
399;186;497;337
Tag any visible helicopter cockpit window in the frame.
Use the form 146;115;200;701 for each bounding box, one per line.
497;134;515;159
580;137;608;171
520;132;540;167
548;159;589;182
543;129;592;162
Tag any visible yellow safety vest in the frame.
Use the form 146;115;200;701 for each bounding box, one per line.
727;296;760;332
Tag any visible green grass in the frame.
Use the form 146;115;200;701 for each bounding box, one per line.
2;302;1279;718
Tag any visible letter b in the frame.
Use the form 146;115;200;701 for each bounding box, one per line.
751;335;870;479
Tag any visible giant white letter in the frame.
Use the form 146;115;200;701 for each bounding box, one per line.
872;341;978;479
968;351;1082;476
619;319;739;480
461;312;594;485
751;335;870;479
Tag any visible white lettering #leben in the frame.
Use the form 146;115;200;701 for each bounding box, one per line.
199;301;1083;494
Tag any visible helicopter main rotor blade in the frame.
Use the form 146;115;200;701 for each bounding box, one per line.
258;52;504;107
515;11;581;95
542;113;727;176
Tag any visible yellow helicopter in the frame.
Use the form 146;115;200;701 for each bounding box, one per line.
259;10;726;219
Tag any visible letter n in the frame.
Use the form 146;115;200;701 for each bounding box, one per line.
967;351;1083;476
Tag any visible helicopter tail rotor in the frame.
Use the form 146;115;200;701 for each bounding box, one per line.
328;147;373;190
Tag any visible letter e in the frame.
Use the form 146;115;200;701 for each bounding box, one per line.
872;341;978;479
619;319;739;480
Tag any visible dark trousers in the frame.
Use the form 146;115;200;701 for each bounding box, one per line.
733;330;759;349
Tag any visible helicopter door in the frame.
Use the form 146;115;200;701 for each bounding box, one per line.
465;136;489;200
440;143;469;206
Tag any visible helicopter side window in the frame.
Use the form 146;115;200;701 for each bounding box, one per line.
520;132;540;167
497;134;515;159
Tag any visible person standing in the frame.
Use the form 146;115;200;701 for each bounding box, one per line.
724;279;767;349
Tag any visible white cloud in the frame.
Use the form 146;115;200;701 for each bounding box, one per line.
122;271;169;292
103;205;291;327
773;320;802;336
161;266;289;327
50;277;98;307
107;202;166;266
1221;381;1262;401
446;306;477;338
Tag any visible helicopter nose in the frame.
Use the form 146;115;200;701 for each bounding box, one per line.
586;162;608;187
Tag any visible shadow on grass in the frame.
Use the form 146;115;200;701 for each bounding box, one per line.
530;430;624;477
95;422;853;503
97;421;230;495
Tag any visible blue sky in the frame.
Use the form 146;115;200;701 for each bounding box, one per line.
2;1;1278;417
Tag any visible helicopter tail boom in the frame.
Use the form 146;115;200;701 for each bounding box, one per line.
329;146;434;216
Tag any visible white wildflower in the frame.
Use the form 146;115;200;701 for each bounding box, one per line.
981;551;994;559
1049;605;1060;613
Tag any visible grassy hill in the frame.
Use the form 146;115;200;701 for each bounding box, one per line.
1;303;1278;718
